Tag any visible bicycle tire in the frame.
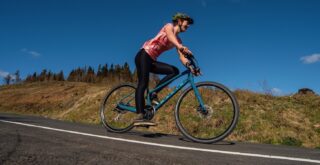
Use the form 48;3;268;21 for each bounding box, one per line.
175;81;239;143
100;83;136;133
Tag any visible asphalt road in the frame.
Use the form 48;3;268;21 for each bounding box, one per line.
0;113;319;165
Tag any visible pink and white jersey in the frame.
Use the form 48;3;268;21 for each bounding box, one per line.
142;23;182;60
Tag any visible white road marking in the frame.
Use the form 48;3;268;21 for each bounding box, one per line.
1;119;319;164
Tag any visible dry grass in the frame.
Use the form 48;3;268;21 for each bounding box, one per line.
230;90;320;148
0;82;319;149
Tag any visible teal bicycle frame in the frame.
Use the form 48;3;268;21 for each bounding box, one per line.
117;57;206;113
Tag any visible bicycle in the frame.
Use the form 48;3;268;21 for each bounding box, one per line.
100;55;239;143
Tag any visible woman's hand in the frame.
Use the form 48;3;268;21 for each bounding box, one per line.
178;45;193;56
185;61;202;76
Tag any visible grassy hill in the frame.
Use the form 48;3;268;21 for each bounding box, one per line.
0;81;319;149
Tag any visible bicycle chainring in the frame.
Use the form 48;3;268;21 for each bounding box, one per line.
143;105;155;120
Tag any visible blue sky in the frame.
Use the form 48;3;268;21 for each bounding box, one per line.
0;0;319;95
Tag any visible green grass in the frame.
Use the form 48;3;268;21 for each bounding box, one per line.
280;137;303;147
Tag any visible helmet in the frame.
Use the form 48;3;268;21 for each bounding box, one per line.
172;13;194;25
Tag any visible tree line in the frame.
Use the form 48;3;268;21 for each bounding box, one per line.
66;62;134;83
3;62;160;85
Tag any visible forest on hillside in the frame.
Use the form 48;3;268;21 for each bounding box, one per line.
3;62;160;85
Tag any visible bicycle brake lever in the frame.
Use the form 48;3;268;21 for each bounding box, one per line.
194;68;202;76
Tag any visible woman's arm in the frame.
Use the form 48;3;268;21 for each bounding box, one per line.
164;24;183;49
165;24;193;55
178;49;189;66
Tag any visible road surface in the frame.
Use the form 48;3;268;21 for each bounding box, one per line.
0;113;319;165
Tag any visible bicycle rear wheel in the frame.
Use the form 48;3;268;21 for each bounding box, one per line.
175;81;239;143
100;83;137;133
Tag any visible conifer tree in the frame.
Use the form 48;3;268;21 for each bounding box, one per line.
47;71;53;81
96;64;103;82
101;64;109;82
122;62;132;82
67;69;75;81
32;72;37;82
109;64;115;81
57;70;65;81
25;74;32;82
86;66;95;83
39;69;47;81
114;64;121;81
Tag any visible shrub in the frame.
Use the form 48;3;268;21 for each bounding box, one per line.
281;137;302;146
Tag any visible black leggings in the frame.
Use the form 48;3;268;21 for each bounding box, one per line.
135;49;179;114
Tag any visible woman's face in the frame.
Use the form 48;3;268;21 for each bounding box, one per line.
179;20;190;32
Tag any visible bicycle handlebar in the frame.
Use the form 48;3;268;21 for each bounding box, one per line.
184;53;201;76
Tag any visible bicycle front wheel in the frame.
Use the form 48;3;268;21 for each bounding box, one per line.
100;83;137;133
175;81;239;143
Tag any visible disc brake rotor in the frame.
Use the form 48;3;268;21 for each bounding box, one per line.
197;105;213;119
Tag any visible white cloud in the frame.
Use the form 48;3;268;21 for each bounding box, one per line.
0;70;16;80
300;53;320;64
21;48;41;57
0;70;9;78
29;51;41;57
271;88;282;96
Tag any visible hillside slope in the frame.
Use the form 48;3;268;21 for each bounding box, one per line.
0;82;319;148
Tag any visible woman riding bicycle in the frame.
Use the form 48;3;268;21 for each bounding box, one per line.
134;13;198;126
101;13;239;142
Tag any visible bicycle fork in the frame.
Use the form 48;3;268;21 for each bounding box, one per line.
189;74;206;113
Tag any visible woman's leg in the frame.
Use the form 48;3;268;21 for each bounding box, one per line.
151;61;180;94
135;49;154;114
